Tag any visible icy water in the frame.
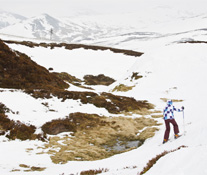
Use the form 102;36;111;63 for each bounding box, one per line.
103;140;141;152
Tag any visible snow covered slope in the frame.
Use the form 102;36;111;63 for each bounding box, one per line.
1;0;207;174
2;37;207;175
6;43;137;80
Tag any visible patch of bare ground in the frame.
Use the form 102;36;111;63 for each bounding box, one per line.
3;40;144;57
112;84;135;92
39;112;160;164
12;164;46;172
0;102;46;141
151;114;163;118
84;74;115;86
112;72;144;92
160;98;184;103
131;72;143;80
80;168;109;175
54;72;115;89
53;72;82;84
53;72;94;90
26;89;153;114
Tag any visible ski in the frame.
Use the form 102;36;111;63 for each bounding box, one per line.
159;134;183;146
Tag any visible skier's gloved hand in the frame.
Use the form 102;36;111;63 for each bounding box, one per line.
181;106;184;110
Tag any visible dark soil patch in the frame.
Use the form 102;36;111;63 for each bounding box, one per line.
42;112;108;135
84;74;115;86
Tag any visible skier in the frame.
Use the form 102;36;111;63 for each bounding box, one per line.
163;100;184;144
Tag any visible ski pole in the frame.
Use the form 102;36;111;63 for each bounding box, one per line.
182;109;186;135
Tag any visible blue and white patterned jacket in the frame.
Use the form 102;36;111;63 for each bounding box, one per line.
163;100;182;120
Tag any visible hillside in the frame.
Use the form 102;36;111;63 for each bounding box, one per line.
1;0;207;174
0;33;206;175
0;40;160;171
1;34;207;175
0;39;68;90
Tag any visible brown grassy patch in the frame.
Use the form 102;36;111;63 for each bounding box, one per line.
54;72;94;90
42;118;77;135
19;164;30;168
122;107;157;116
7;122;36;140
0;114;36;141
11;169;21;172
40;113;160;163
53;72;82;84
0;102;12;113
151;114;163;118
80;168;109;175
112;84;135;92
19;164;46;172
137;127;159;141
0;103;45;141
84;74;115;86
3;40;144;57
100;92;154;114
131;72;143;80
30;166;46;172
160;98;184;103
28;89;153;115
0;39;68;90
42;112;109;135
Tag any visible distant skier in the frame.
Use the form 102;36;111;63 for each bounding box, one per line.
163;100;184;144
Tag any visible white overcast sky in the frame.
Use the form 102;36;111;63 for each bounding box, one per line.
1;0;143;17
1;0;207;18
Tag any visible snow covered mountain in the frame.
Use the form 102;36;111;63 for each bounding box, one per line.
0;13;124;43
0;13;81;41
0;10;26;29
1;10;207;50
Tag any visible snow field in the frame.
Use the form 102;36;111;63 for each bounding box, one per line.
1;0;207;173
1;38;207;175
8;44;137;80
0;41;206;175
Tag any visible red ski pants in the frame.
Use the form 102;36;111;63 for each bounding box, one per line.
164;119;179;140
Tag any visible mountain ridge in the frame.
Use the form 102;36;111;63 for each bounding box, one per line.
0;10;26;29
